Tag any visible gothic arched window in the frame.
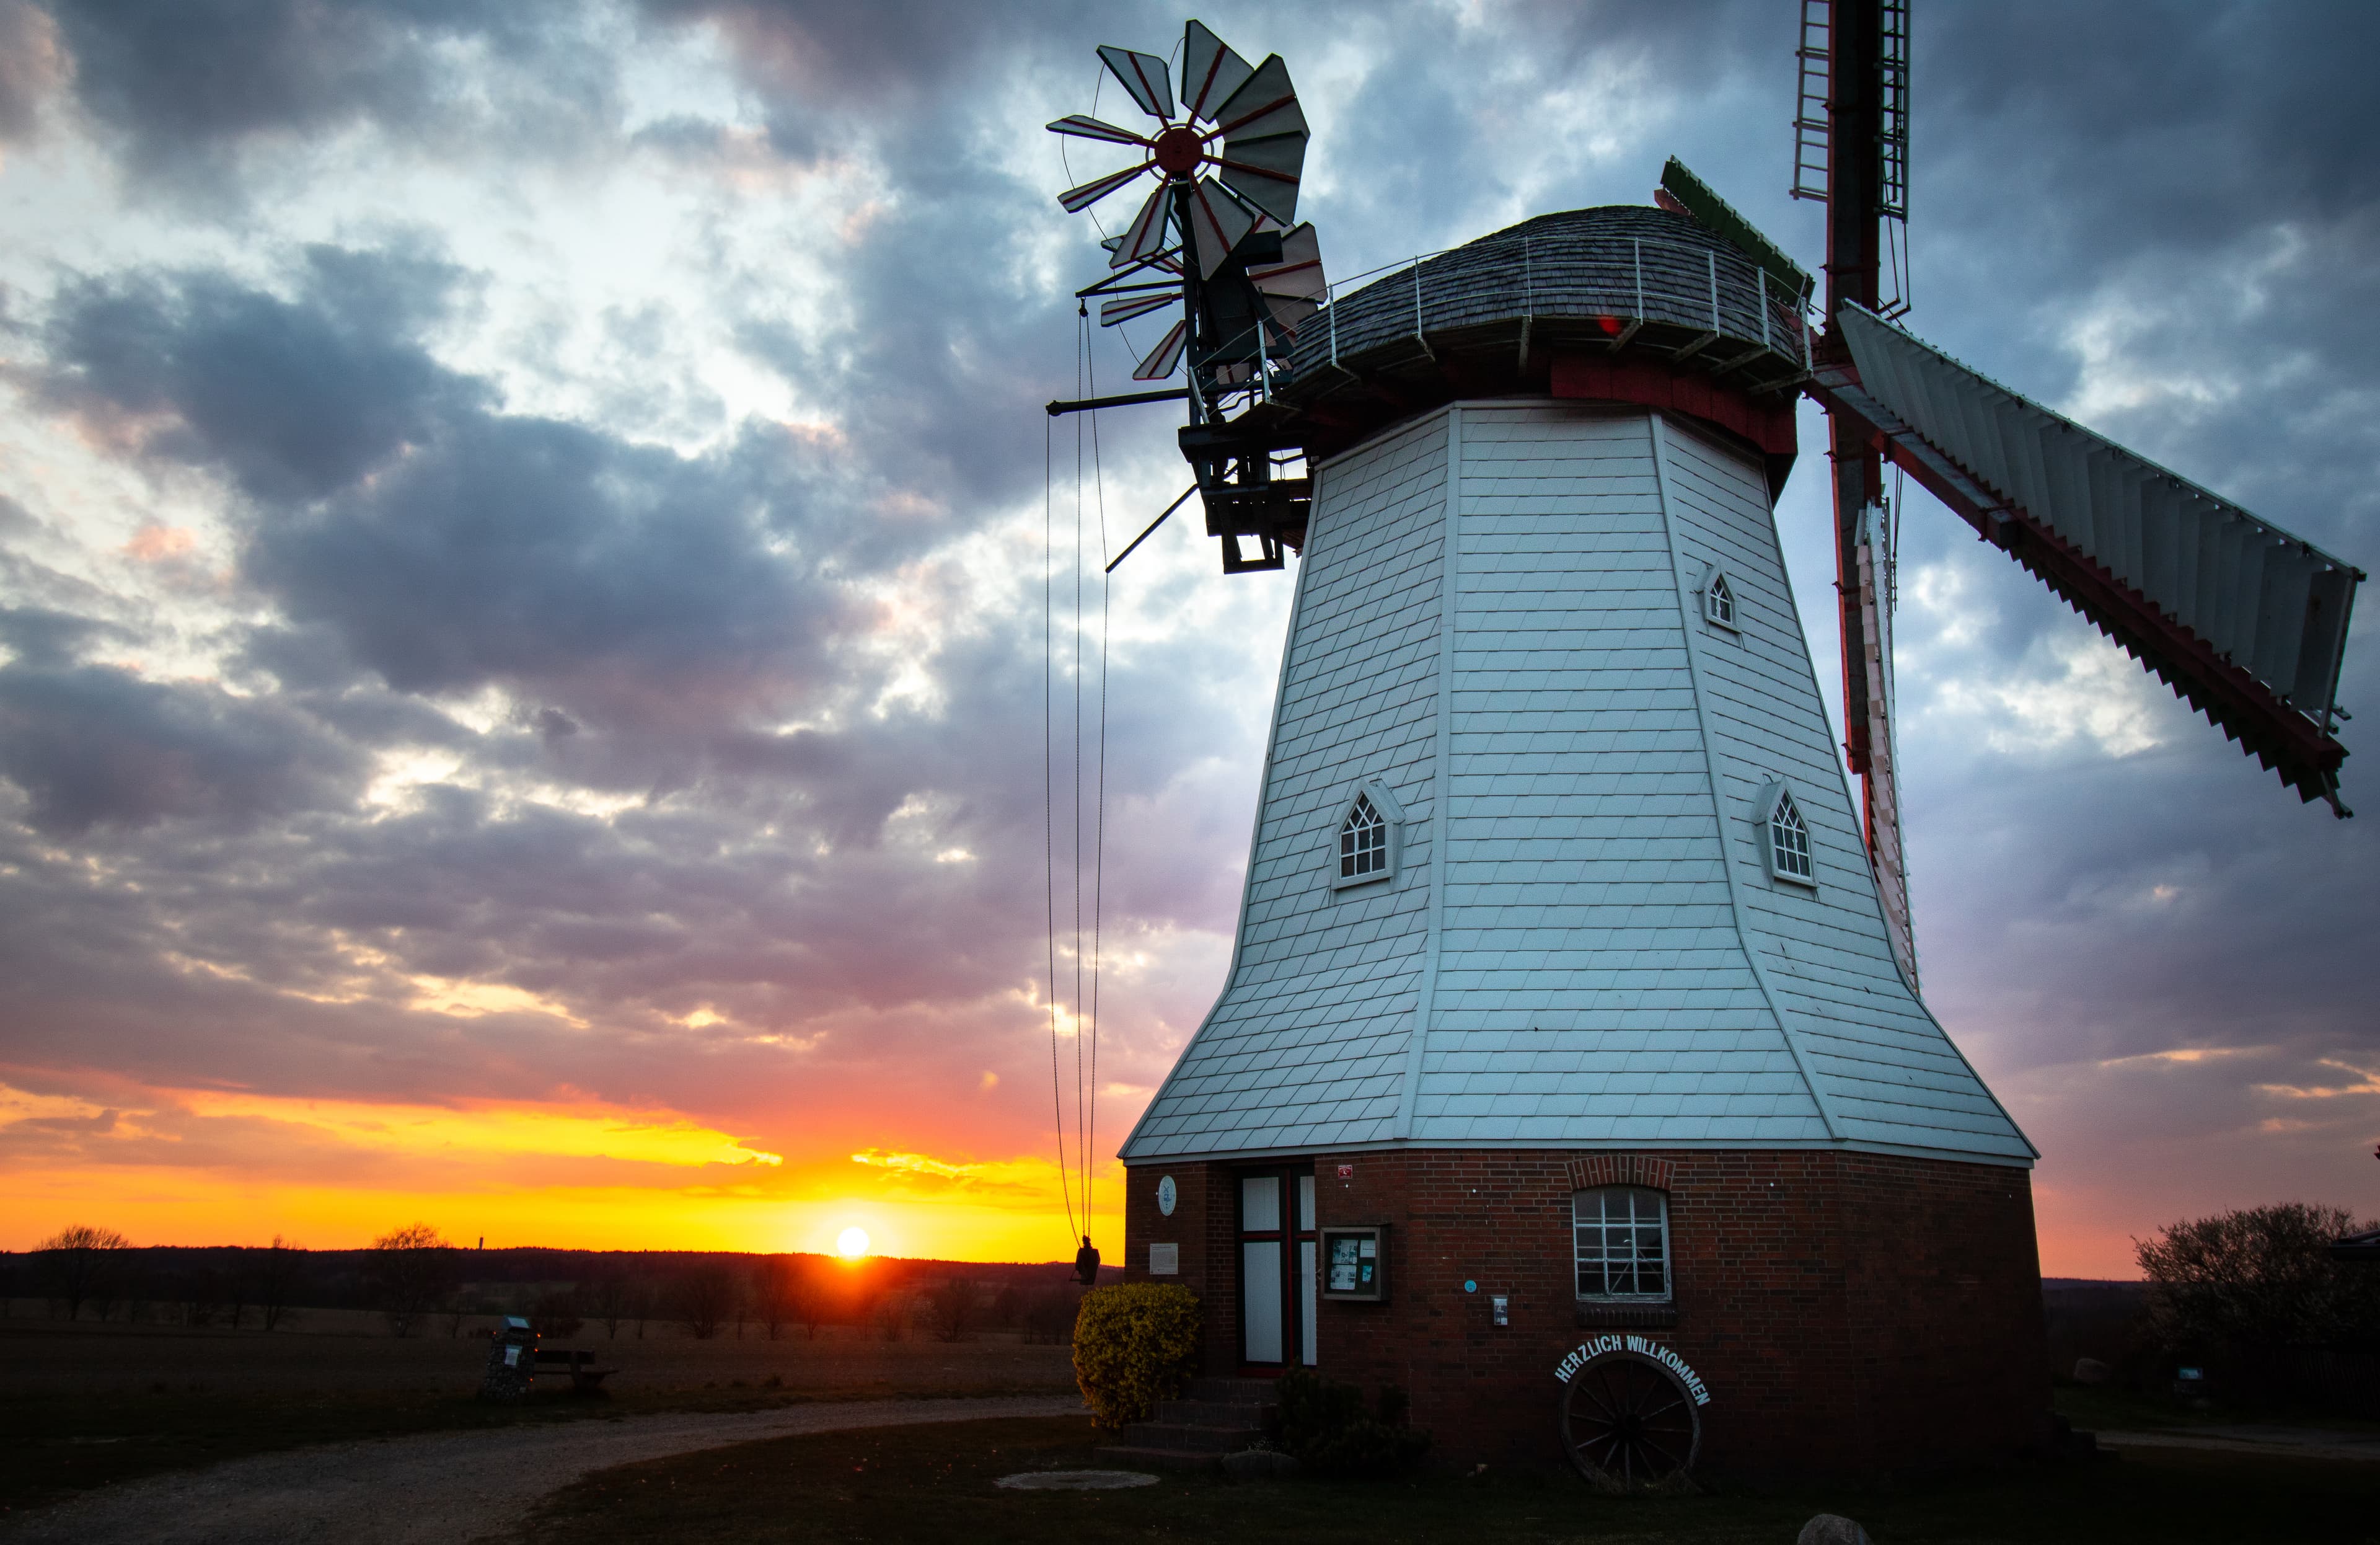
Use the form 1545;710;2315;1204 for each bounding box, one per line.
1702;567;1740;631
1761;784;1816;887
1331;779;1403;890
1340;795;1386;879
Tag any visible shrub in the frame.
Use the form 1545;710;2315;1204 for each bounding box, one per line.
1276;1368;1431;1477
1072;1283;1200;1428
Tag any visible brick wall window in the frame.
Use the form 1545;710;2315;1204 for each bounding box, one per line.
1573;1185;1671;1301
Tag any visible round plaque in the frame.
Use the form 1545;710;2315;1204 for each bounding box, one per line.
1156;1174;1177;1216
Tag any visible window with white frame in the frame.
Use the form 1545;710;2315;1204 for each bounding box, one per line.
1331;780;1402;890
1702;569;1739;631
1573;1186;1670;1301
1339;795;1387;880
1766;786;1815;885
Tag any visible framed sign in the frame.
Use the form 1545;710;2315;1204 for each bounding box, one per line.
1319;1224;1388;1302
1149;1242;1179;1276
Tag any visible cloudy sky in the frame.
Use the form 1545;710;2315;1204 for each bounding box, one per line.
0;0;2371;1275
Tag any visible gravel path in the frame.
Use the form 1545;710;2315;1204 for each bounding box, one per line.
2097;1426;2380;1463
1;1394;1083;1545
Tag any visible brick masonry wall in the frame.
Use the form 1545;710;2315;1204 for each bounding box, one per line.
1122;1148;2046;1477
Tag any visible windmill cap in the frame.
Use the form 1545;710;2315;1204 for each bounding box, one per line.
1274;206;1807;474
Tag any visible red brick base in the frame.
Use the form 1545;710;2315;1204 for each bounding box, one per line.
1122;1148;2047;1477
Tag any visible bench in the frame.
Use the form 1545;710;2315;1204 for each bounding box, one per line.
531;1347;619;1394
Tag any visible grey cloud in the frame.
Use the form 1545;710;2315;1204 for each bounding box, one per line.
0;660;364;833
33;246;483;503
0;604;126;669
0;1;64;144
43;0;617;190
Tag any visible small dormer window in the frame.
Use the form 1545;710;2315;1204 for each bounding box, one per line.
1762;785;1815;886
1331;779;1403;890
1702;569;1739;631
1341;795;1386;879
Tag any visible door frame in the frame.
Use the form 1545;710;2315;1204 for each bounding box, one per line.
1234;1163;1317;1372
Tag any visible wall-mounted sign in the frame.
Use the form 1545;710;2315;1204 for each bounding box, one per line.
1156;1175;1177;1216
1336;1164;1354;1179
1149;1242;1179;1276
1553;1334;1711;1406
1320;1224;1388;1301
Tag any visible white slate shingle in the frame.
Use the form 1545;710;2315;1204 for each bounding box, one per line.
1119;402;2034;1167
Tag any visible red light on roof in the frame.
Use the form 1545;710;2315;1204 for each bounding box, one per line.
1596;315;1623;336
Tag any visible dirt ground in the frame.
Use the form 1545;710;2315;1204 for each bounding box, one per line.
0;1301;1082;1516
0;1299;1077;1399
0;1397;1085;1545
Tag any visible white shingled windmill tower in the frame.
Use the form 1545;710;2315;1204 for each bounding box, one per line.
1042;9;2363;1484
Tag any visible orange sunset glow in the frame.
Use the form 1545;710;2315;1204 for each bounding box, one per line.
0;1078;1123;1264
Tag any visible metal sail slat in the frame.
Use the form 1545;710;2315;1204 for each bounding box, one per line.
2255;546;2312;690
2171;478;2199;628
2296;566;2358;706
2127;461;2175;613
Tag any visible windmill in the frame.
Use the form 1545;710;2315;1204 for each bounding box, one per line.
1047;19;1327;573
1046;11;2366;1482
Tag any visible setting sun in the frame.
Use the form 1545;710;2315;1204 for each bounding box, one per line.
835;1225;871;1259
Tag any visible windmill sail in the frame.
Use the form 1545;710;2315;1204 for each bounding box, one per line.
1818;303;2361;810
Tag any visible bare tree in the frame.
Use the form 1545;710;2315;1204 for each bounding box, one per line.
870;1288;909;1343
531;1288;583;1340
35;1225;131;1321
370;1223;457;1337
926;1277;978;1344
791;1267;828;1341
253;1236;306;1332
588;1270;631;1339
675;1262;734;1340
754;1260;791;1342
174;1264;223;1327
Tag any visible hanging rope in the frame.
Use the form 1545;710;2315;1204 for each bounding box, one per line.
1039;308;1118;1256
1072;308;1088;1245
1043;410;1077;1247
1085;312;1112;1246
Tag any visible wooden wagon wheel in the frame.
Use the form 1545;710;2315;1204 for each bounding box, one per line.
1559;1349;1701;1487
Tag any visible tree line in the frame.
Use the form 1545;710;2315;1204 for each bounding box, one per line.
7;1223;1098;1343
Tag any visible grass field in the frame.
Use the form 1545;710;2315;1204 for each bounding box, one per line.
508;1414;2380;1545
0;1305;1077;1516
